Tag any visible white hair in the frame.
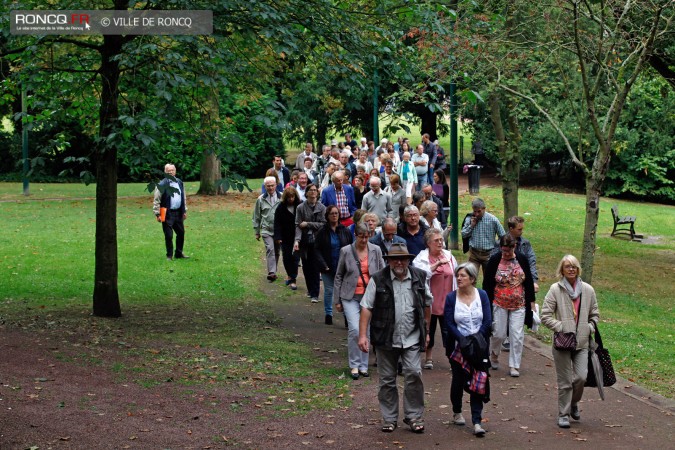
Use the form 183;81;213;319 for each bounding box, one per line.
263;176;277;185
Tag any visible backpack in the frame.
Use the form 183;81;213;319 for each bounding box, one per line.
462;213;473;253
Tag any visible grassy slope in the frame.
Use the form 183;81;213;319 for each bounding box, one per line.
1;182;673;398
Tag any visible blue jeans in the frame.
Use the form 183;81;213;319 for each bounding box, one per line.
321;272;334;316
342;297;369;372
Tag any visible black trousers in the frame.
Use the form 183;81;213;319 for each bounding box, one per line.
450;360;484;425
162;210;185;257
280;240;299;281
300;243;320;297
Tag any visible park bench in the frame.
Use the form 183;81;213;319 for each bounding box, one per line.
611;205;642;240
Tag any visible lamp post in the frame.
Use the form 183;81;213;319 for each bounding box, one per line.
22;86;30;196
373;68;379;144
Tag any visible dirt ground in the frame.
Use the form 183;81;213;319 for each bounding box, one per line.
2;174;673;449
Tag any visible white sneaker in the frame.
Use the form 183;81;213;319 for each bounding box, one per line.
509;367;520;377
490;353;499;370
310;297;319;303
473;423;486;436
453;413;466;425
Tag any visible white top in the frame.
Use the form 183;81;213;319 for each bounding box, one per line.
454;288;483;337
168;180;182;209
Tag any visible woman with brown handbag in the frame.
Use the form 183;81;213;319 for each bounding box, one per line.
541;255;600;429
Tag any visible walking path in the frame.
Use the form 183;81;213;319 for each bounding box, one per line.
265;273;675;449
264;170;674;448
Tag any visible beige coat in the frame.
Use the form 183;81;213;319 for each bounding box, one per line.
541;280;600;350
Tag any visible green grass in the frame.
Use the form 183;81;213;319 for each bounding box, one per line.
1;182;353;414
1;181;674;399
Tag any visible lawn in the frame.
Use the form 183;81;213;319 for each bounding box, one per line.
1;181;673;398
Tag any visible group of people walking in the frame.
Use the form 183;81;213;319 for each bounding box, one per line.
250;143;601;437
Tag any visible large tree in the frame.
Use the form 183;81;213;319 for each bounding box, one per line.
1;0;430;317
499;0;672;282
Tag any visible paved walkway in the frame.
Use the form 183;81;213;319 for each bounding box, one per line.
266;264;674;449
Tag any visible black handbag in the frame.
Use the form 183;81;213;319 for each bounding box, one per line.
585;326;616;387
553;332;577;351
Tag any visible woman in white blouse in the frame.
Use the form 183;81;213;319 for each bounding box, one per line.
443;263;492;437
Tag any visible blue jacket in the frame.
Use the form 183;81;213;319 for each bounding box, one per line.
369;231;406;256
320;184;357;217
443;289;492;355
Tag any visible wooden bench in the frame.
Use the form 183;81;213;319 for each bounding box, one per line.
611;205;641;240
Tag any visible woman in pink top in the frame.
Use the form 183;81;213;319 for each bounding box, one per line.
413;228;457;369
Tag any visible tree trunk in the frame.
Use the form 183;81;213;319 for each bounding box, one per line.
580;142;612;284
198;151;222;195
316;114;328;151
503;98;521;221
197;92;223;195
581;175;601;284
92;34;123;318
489;91;520;223
419;107;438;141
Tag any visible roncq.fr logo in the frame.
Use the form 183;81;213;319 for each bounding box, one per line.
14;13;90;27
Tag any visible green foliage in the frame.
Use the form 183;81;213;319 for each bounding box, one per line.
604;76;675;202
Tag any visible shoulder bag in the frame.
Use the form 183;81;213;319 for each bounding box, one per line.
553;293;581;351
585;325;616;388
553;332;578;351
350;244;368;288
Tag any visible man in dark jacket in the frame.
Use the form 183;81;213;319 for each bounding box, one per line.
370;218;406;256
358;243;433;434
272;155;291;187
396;205;429;257
153;163;188;261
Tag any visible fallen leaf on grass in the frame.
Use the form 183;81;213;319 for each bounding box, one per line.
574;438;588;441
519;426;528;430
351;424;364;429
527;430;537;434
59;436;71;441
605;424;623;428
501;418;514;422
297;431;310;436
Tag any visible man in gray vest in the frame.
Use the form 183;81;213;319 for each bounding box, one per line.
358;243;432;434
